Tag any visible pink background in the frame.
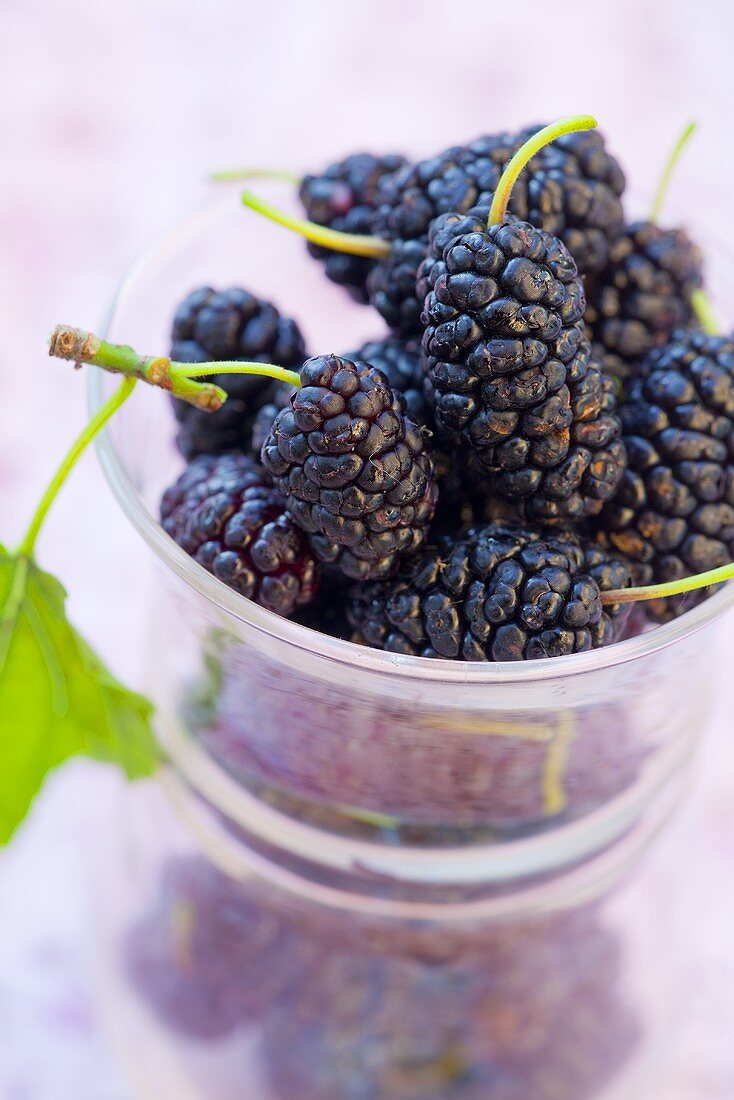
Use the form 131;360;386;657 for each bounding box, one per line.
2;0;734;1095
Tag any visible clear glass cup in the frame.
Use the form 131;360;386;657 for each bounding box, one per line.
88;194;734;1099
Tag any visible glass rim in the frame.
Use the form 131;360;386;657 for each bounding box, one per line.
88;196;734;686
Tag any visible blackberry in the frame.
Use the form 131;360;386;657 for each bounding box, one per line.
373;134;515;243
349;335;430;426
170;287;307;458
299;152;409;300
419;207;626;523
260;354;438;580
348;523;631;661
160;452;319;617
365;125;625;335
365;237;430;337
378;126;623;266
595;329;734;619
585;222;703;381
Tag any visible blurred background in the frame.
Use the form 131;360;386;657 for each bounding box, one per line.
1;0;734;1095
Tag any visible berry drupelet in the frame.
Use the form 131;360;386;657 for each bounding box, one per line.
170;287;307;458
347;524;632;661
419;207;626;524
160;452;319;617
585;222;703;381
260;354;438;580
299;152;409;300
594;329;734;619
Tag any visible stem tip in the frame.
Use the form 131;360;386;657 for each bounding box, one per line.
49;325;100;364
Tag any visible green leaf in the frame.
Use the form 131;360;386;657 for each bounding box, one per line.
0;546;159;844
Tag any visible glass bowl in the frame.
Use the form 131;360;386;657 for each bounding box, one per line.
87;193;733;1100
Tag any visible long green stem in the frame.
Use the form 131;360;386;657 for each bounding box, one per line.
18;377;136;558
241;190;391;258
650;121;696;223
601;559;734;606
488;115;598;227
210;168;300;185
690;288;719;336
168;361;302;388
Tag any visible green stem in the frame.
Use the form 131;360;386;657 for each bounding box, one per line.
17;377;136;558
488;115;598;227
210;168;300;185
168;361;302;388
601;559;734;606
241;190;391;258
690;288;719;336
650;121;696;223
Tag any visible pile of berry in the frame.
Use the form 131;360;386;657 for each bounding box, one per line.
160;118;734;661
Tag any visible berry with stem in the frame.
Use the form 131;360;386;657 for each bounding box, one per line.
49;332;439;583
215;154;408;299
297;152;409;300
238;118;625;337
485;116;601;225
418;116;627;525
593;326;734;621
347;523;632;661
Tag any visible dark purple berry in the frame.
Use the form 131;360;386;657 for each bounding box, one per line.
365;126;625;335
160;452;319;616
261;355;438;580
585;222;703;380
348;524;631;661
419;210;626;524
299;153;409;300
170;287;307;458
594;329;734;620
376;127;624;274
